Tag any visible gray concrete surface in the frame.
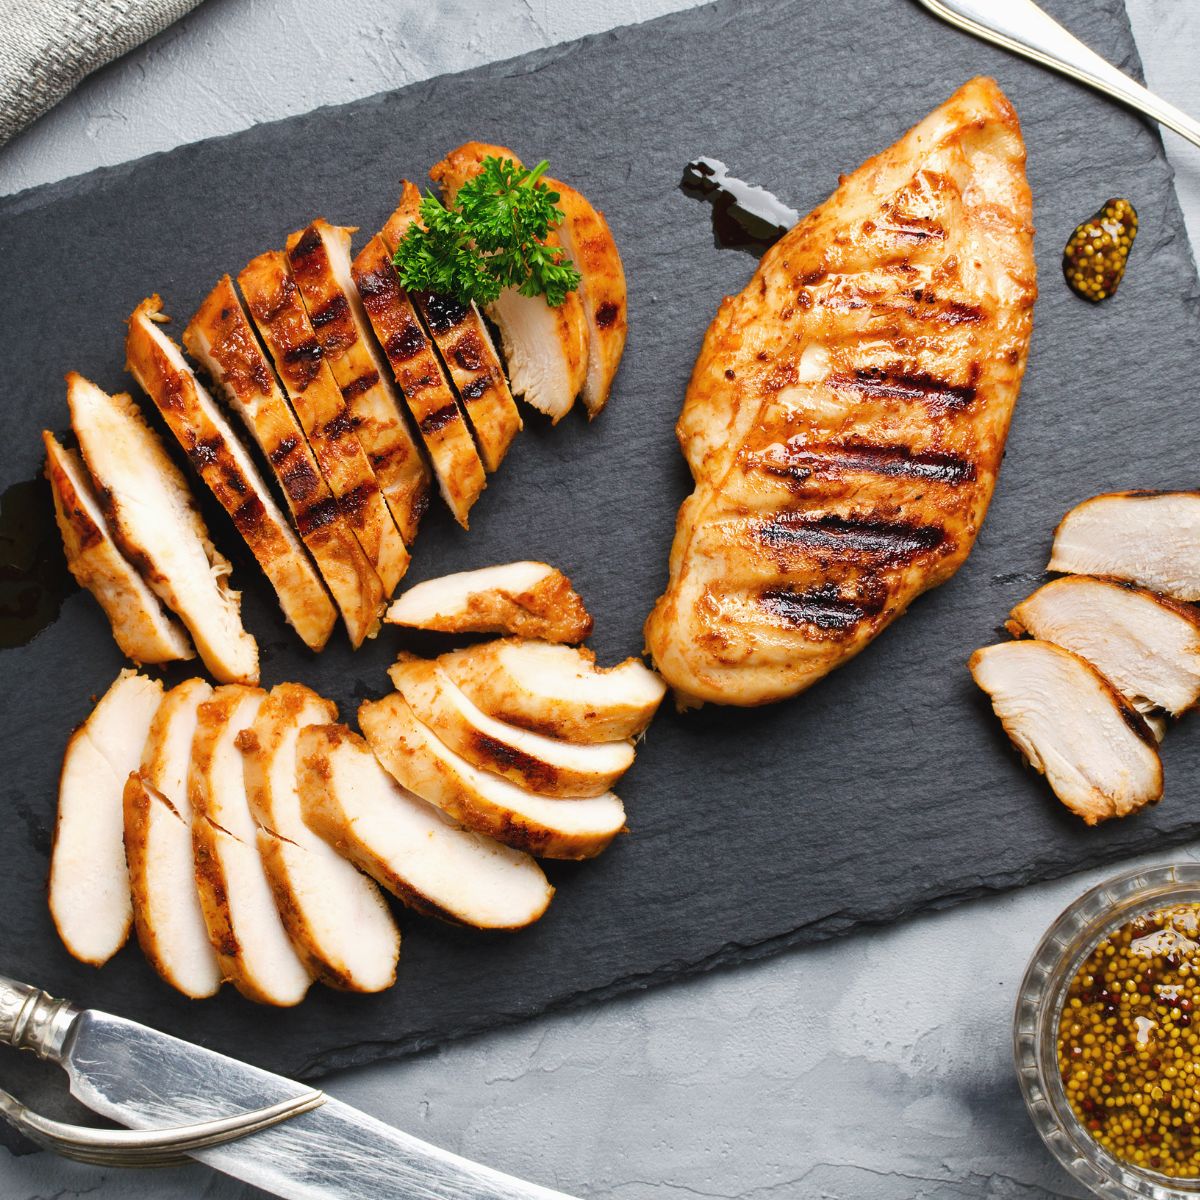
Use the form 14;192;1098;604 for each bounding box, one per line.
1;0;1198;1196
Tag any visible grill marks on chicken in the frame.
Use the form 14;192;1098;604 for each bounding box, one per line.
352;233;487;528
645;78;1036;706
285;220;431;544
238;251;410;595
126;296;336;653
185;277;385;647
382;182;522;473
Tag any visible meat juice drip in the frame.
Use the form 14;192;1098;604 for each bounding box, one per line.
0;477;74;648
680;158;799;256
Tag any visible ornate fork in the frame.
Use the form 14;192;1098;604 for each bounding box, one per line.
914;0;1200;150
0;977;324;1168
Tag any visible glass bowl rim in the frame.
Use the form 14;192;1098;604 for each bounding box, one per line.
1014;862;1200;1200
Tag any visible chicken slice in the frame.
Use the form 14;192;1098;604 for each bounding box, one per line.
440;639;666;743
351;233;486;528
1049;491;1200;602
1009;576;1200;717
126;296;335;652
190;686;312;1006
237;251;409;595
285;220;430;543
359;693;626;859
389;654;634;797
67;373;258;684
381;182;521;472
298;723;552;928
238;683;399;992
970;640;1163;824
545;176;626;417
43;431;193;665
123;679;222;998
385;561;592;643
49;669;162;965
432;142;588;423
185;277;384;648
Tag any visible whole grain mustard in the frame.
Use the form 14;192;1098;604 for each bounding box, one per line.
1059;904;1200;1177
1062;198;1138;302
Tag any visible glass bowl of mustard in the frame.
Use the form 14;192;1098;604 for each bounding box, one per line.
1016;864;1200;1198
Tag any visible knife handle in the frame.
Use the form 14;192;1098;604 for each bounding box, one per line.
0;976;78;1063
918;0;1200;150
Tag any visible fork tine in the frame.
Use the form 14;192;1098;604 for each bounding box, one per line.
0;1084;325;1168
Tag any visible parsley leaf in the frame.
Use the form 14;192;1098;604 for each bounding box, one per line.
392;157;582;308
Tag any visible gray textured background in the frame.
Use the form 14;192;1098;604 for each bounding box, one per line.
1;1;1198;1197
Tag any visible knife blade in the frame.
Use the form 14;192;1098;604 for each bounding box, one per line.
1;976;576;1199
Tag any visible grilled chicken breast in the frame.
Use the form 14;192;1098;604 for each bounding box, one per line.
285;220;431;544
43;431;193;664
351;233;487;528
645;77;1036;707
67;373;259;684
238;683;399;992
185;277;384;648
49;669;162;966
382;182;522;472
238;251;410;596
124;678;222;998
385;561;592;643
126;297;336;652
545;176;627;416
431;142;589;423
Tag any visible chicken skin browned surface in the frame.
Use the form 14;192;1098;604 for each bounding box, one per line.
645;77;1036;707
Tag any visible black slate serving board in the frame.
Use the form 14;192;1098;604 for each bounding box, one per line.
1;0;1198;1092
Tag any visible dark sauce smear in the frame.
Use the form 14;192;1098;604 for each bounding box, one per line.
0;477;74;649
680;157;799;257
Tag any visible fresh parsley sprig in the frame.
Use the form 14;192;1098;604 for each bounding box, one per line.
392;157;581;308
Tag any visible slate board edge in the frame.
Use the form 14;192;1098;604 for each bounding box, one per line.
1;0;1197;1111
294;810;1200;1080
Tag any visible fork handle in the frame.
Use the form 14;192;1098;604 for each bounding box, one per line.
920;0;1200;150
0;976;77;1063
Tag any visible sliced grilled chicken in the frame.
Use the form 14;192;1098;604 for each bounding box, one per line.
645;78;1036;707
351;233;486;528
237;251;409;596
970;640;1163;824
389;654;634;797
359;693;626;859
67;372;258;684
1008;576;1200;717
441;639;666;743
381;182;521;472
49;670;162;966
123;679;222;998
185;277;384;648
385;561;592;643
545;176;626;417
432;142;588;423
298;724;553;928
190;686;312;1006
285;220;430;543
1049;491;1200;602
43;431;193;665
126;296;335;653
238;683;399;992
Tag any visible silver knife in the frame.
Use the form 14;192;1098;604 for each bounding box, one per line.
914;0;1200;150
0;975;577;1199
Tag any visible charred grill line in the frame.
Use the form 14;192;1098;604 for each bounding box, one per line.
757;512;947;564
829;366;976;413
759;583;881;632
755;441;976;487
